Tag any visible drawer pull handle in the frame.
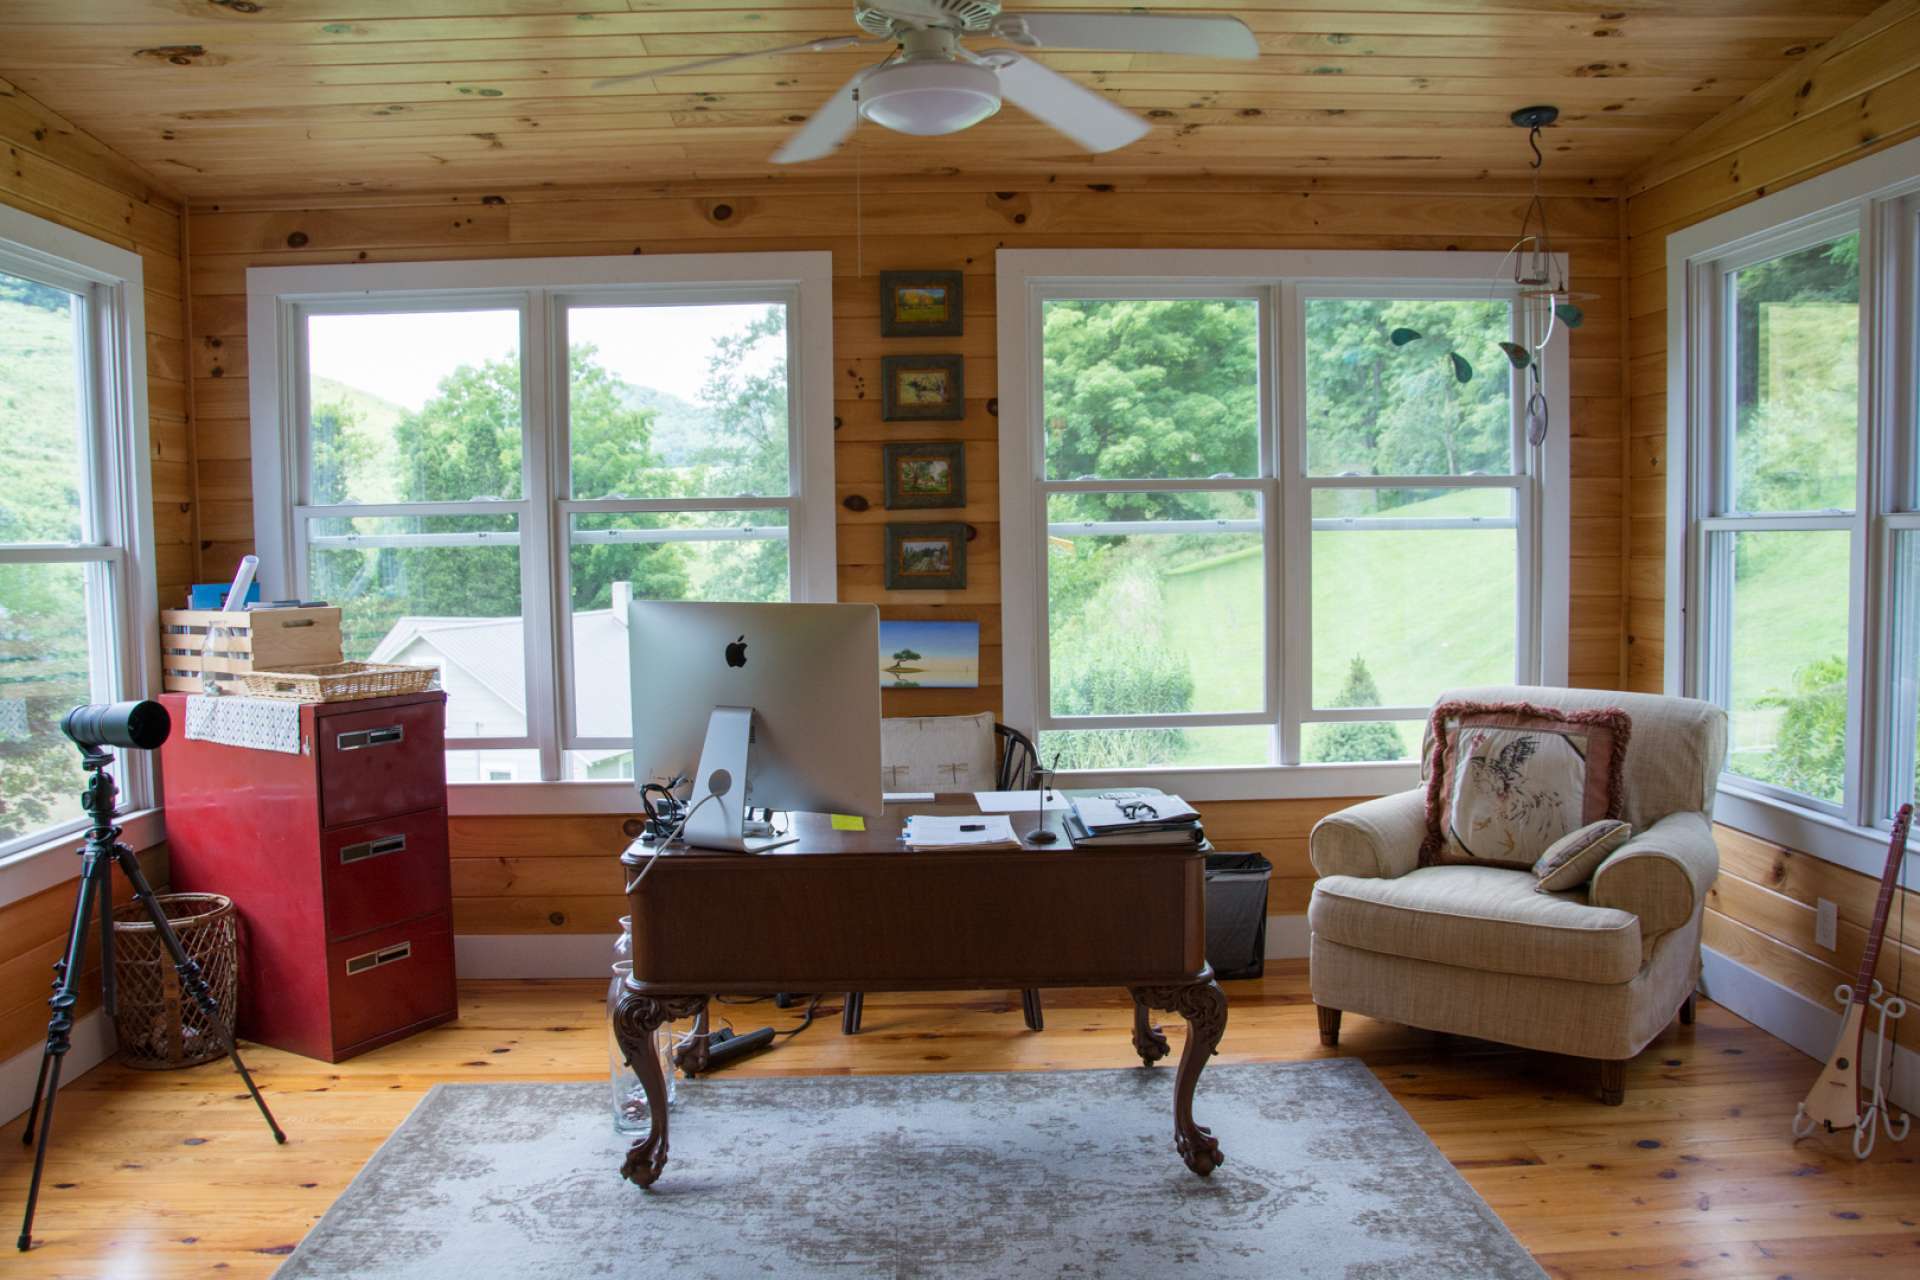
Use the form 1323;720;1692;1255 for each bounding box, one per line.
344;940;413;976
337;725;404;751
340;834;407;865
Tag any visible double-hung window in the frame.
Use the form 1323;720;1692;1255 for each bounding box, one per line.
0;205;156;858
1669;136;1920;863
998;251;1570;795
248;253;834;799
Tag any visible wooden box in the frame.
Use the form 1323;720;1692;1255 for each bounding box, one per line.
160;606;344;693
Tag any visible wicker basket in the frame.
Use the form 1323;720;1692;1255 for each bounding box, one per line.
110;894;238;1070
239;661;439;702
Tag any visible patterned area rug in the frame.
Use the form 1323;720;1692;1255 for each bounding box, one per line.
276;1060;1544;1279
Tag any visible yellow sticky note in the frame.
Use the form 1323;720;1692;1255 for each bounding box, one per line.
830;814;866;832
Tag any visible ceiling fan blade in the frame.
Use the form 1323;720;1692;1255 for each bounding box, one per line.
988;52;1149;154
771;72;868;165
993;12;1259;59
592;35;874;91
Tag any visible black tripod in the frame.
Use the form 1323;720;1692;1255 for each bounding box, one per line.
17;742;285;1252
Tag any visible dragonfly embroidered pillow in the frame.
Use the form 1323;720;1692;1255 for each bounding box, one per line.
1419;700;1632;870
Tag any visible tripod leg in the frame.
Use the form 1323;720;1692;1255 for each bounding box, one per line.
114;846;286;1144
17;849;106;1251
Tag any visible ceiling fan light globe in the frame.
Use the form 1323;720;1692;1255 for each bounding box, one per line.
857;61;1002;136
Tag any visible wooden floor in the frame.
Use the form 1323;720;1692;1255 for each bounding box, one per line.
3;963;1917;1278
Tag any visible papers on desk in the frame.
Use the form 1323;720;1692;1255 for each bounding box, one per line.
1066;793;1203;848
884;791;936;803
900;814;1021;850
972;789;1070;813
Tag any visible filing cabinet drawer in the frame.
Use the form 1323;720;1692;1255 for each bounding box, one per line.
318;700;446;828
320;808;452;941
326;914;457;1060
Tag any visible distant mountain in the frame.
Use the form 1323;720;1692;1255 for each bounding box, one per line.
310;376;409;503
617;384;717;467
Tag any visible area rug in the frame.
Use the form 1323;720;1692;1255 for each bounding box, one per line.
276;1059;1544;1279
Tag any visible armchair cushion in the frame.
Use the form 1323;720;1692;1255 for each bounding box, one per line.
1589;810;1718;940
1308;789;1426;880
879;712;997;792
1309;865;1643;985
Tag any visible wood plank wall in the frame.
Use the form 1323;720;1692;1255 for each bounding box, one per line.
1621;1;1920;1040
180;173;1628;937
0;83;183;1064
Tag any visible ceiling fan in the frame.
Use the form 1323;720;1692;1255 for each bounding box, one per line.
591;2;1260;164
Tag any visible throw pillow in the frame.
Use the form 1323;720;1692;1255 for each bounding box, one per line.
1532;818;1633;893
1420;700;1632;870
879;712;998;793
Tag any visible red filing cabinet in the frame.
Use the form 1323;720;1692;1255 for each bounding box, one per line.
157;691;458;1062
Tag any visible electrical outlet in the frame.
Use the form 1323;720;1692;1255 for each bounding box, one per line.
1815;897;1838;951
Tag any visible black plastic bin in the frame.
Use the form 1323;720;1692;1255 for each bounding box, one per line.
1205;851;1273;980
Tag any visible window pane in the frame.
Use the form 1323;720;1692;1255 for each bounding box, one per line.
1889;532;1920;816
1720;529;1851;805
1039;726;1268;770
306;309;522;504
1306;298;1513;477
1041;298;1259;481
307;513;524;739
0;561;102;844
568;510;789;744
1302;719;1425;764
1728;234;1859;513
1047;490;1264;717
1311;487;1516;707
0;270;85;543
568;302;790;500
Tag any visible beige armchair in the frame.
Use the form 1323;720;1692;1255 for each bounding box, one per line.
1308;685;1727;1104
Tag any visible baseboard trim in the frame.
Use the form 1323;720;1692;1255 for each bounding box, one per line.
1701;946;1917;1117
1264;913;1309;960
1;1010;114;1129
455;933;621;979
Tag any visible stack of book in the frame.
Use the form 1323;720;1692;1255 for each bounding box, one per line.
1065;794;1203;848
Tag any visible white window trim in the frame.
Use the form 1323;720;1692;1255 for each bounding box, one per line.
996;249;1572;802
1665;133;1920;877
0;203;159;878
247;252;836;812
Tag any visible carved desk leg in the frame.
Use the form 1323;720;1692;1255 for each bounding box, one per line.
1130;992;1171;1067
673;1001;713;1078
1129;979;1227;1177
612;989;707;1189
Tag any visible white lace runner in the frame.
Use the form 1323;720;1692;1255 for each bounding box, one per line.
184;695;305;755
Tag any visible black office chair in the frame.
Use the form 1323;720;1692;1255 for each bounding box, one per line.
842;722;1046;1035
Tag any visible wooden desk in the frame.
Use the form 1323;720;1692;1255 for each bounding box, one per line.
612;797;1226;1188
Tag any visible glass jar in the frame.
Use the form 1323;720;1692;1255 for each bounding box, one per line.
608;918;674;1134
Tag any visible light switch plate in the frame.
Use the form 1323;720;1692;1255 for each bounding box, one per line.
1815;897;1838;951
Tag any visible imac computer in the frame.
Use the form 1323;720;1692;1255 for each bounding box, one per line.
627;600;883;852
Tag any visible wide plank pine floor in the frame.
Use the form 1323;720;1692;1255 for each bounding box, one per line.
3;963;1917;1278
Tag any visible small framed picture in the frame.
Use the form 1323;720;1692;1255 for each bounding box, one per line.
882;354;964;421
885;522;968;591
880;270;963;337
883;442;966;510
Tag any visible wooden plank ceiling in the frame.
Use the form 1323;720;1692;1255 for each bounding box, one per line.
0;1;1885;199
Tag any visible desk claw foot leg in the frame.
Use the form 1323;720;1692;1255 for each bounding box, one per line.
1130;978;1228;1178
612;989;706;1189
1131;995;1170;1067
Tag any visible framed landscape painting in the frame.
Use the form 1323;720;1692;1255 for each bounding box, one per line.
880;270;963;337
881;354;964;421
883;441;966;509
878;619;980;688
884;522;968;591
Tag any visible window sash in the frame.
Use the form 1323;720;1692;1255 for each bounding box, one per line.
254;254;832;785
1670;137;1920;847
1012;266;1559;773
0;211;154;855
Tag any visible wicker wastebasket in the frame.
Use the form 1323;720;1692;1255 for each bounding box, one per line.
109;893;239;1069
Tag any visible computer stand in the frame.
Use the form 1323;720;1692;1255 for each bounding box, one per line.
683;706;797;853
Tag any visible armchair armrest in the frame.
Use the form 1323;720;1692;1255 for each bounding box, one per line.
1589;810;1719;940
1309;789;1426;880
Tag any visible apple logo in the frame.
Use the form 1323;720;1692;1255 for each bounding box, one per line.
724;635;748;668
